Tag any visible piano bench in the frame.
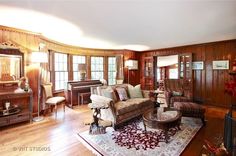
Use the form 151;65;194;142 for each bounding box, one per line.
78;92;91;105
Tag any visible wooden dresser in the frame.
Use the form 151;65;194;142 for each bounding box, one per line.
0;81;33;127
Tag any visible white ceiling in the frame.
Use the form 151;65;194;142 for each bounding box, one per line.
0;0;236;51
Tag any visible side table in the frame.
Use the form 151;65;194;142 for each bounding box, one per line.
88;103;112;135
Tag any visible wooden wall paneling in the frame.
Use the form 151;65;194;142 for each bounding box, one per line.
2;25;236;109
26;64;39;115
140;40;236;108
192;46;204;103
68;54;73;81
0;29;2;42
204;44;213;105
201;46;206;104
104;56;108;82
86;56;91;80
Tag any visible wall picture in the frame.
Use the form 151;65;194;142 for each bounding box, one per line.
212;60;229;70
192;61;204;70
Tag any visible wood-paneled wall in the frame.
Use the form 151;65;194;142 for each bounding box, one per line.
140;39;236;108
2;25;236;109
0;25;139;114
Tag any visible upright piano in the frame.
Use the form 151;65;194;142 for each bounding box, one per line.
64;80;102;108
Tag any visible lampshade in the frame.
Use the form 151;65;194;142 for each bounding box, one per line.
78;64;86;73
125;60;138;70
31;52;48;63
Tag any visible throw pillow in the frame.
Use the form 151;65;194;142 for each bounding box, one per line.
128;84;143;98
172;91;183;96
96;86;102;95
101;87;118;102
116;87;129;101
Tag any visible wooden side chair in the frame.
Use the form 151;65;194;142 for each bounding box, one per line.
42;83;65;118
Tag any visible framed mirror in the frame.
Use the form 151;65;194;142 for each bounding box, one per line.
0;49;24;82
156;55;179;80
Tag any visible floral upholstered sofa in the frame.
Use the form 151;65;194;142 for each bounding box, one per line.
90;84;154;129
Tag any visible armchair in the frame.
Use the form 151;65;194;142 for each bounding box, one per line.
164;79;193;107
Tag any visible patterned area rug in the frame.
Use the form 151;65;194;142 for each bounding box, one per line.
78;117;203;156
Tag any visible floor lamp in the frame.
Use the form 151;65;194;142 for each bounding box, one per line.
125;60;138;84
31;51;48;122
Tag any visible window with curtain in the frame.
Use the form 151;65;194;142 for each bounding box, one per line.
73;55;86;80
91;56;104;80
54;53;68;90
108;57;117;85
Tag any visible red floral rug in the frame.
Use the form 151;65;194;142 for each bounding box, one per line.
78;117;203;156
112;119;179;150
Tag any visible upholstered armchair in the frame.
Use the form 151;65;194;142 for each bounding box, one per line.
164;79;193;107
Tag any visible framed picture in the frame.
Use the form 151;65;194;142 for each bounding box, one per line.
212;60;229;70
192;61;204;70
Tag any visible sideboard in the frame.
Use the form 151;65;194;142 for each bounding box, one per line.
0;82;33;127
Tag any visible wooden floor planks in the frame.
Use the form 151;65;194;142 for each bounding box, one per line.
0;105;230;156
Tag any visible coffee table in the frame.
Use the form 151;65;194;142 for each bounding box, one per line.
142;107;182;143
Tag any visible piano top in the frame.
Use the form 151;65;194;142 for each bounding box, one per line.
66;80;102;91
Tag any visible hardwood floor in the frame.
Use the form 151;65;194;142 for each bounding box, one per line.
0;105;231;156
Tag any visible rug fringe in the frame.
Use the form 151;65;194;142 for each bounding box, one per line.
76;134;102;156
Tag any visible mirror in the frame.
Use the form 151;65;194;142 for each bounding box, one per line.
0;49;24;82
156;55;179;80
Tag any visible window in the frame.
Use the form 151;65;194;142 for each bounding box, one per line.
54;53;68;90
169;68;178;79
91;57;104;80
73;55;86;80
108;57;117;85
156;68;160;80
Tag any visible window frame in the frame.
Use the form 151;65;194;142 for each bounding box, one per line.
108;56;117;85
53;52;69;91
90;56;104;80
72;55;86;81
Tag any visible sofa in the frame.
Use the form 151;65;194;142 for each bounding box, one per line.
164;79;193;107
90;84;154;129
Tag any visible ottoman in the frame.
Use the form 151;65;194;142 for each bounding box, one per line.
173;102;206;125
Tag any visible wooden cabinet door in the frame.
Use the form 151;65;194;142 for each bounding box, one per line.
143;56;155;90
178;53;192;80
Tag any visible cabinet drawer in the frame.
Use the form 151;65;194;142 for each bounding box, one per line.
9;113;30;124
0;117;9;127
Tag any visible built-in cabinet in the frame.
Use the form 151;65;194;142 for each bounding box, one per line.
142;56;155;90
0;82;33;127
0;48;32;127
179;53;192;79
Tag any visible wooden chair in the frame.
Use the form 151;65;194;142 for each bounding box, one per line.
42;83;65;118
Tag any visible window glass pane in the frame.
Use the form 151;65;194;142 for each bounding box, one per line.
54;53;68;90
91;57;104;80
108;57;117;85
169;68;178;79
72;55;86;80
